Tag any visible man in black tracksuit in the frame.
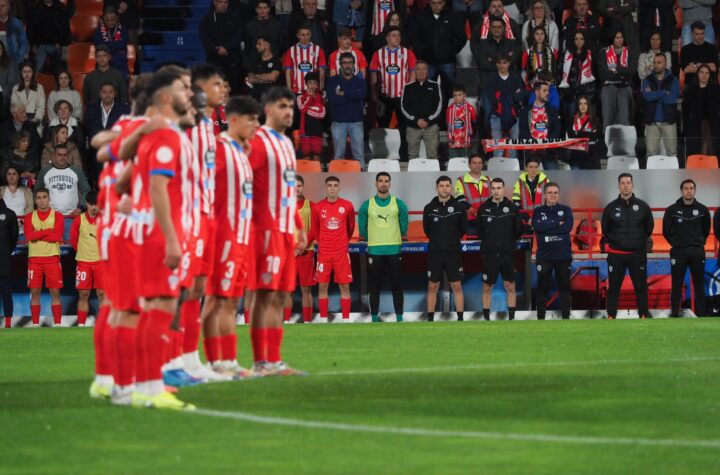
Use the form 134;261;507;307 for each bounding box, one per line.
601;173;654;319
532;183;573;320
476;177;522;321
0;198;18;328
423;175;467;322
662;179;711;317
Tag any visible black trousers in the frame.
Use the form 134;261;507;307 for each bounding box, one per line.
536;260;572;319
607;252;649;317
0;275;13;317
670;247;706;316
376;95;408;160
368;253;404;316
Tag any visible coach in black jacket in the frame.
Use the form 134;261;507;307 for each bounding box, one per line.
662;179;711;317
423;175;467;321
400;61;443;161
0;198;18;328
601;173;654;319
476;177;522;320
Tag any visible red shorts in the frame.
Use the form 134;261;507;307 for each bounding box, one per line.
206;237;247;298
75;261;105;290
316;252;353;284
180;235;199;289
108;234;141;313
296;251;316;287
137;231;186;299
247;229;296;292
27;256;63;289
199;215;216;276
300;136;323;156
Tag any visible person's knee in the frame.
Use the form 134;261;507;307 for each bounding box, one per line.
450;281;463;292
78;290;90;300
504;281;515;291
428;281;440;292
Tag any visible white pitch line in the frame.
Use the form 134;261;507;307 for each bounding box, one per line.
314;356;720;377
191;408;720;449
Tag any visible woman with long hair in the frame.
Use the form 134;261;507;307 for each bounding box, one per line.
520;25;557;89
10;61;45;124
558;30;596;119
0;40;19;114
598;29;634;126
40;124;82;168
0;165;34;218
637;31;672;81
0;131;40;183
47;70;83;121
683;64;720;157
521;0;559;51
369;11;406;53
566;95;601;169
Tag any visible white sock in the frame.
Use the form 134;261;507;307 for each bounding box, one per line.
95;375;114;387
147;379;164;396
135;382;149;395
182;351;201;370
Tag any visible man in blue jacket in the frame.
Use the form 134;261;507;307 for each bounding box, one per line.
327;52;367;167
531;182;573;320
0;0;28;64
641;53;679;158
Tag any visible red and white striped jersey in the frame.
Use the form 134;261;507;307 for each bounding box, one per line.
248;125;297;234
370;46;417;98
370;0;395;35
328;47;368;76
282;43;327;94
131;125;195;245
97;160;128;260
215;133;253;245
186;117;217;218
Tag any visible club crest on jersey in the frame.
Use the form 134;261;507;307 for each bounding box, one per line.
261;272;273;284
448;207;454;213
693;209;699;216
558;210;564;216
503;207;509;213
0;214;5;221
221;278;232;291
339;206;345;214
632;204;639;211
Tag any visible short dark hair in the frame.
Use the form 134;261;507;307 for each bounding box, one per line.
544;182;560;192
296;175;304;185
376;171;391;181
129;73;152;115
255;0;270;6
384;26;401;37
337;27;352;38
297;22;313;33
533;81;548;92
305;72;320;84
469;153;483;163
261;86;295;107
54;143;68;152
537;70;554;83
495;53;510;63
654;52;667;60
491;177;505;186
95;44;110;55
436;175;452;186
691;20;706;31
489;15;505;26
525;154;541;165
680;178;696;190
85;191;98;205
452;83;466;93
617;172;633;183
191;63;225;85
53;99;73;114
103;5;118;16
339;52;355;64
325;176;340;184
225;95;261;117
99;81;116;91
34;187;50;197
145;70;184;101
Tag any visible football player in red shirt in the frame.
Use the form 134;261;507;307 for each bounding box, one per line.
247;86;307;376
310;176;356;321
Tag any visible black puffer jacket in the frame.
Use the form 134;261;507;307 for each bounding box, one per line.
601;194;654;252
0;199;19;277
662;198;711;249
423;196;467;252
476;197;522;253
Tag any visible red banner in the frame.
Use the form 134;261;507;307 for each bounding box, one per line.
483;138;590;153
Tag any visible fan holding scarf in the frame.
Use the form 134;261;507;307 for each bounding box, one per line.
598;29;634;126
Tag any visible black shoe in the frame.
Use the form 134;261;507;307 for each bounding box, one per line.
537;313;545;320
561;315;570;320
457;315;464;321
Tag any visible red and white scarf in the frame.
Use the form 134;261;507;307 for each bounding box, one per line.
572;113;593;133
605;46;628;69
100;22;123;43
447;102;474;148
479;11;515;40
559;49;594;88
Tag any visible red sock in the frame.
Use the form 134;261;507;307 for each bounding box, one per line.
220;334;237;361
181;299;201;354
52;304;62;325
266;327;283;363
77;310;88;326
144;309;173;382
250;327;268;362
102;311;115;378
114;326;137;387
203;336;221;363
318;298;329;318
284;307;291;322
5;316;12;328
243;308;250;324
171;328;184;361
31;304;40;325
135;312;150;384
303;307;313;322
341;298;351;319
93;305;112;376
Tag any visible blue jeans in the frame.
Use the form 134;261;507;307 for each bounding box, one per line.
35;44;61;72
489;116;519;158
682;22;715;46
427;63;456;87
331;122;365;165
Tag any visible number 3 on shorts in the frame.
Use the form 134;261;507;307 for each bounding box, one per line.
266;255;280;275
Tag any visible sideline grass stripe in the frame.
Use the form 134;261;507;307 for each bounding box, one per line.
191;408;720;449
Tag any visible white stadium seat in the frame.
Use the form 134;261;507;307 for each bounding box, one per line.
419;140;427;158
446;157;468;171
646;155;679;169
605;125;637;157
487;157;520;171
367;158;401;173
407;158;441;171
456;40;475;68
368;128;401;160
607;156;640;170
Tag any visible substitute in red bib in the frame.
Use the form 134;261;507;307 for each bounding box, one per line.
311;176;356;321
70;191;104;327
293;175;316;323
247;86;307;377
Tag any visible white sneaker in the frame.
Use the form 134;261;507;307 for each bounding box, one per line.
219;360;253;379
186;364;231;382
111;386;134;406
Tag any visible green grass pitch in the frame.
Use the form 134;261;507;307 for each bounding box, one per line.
2;319;720;474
